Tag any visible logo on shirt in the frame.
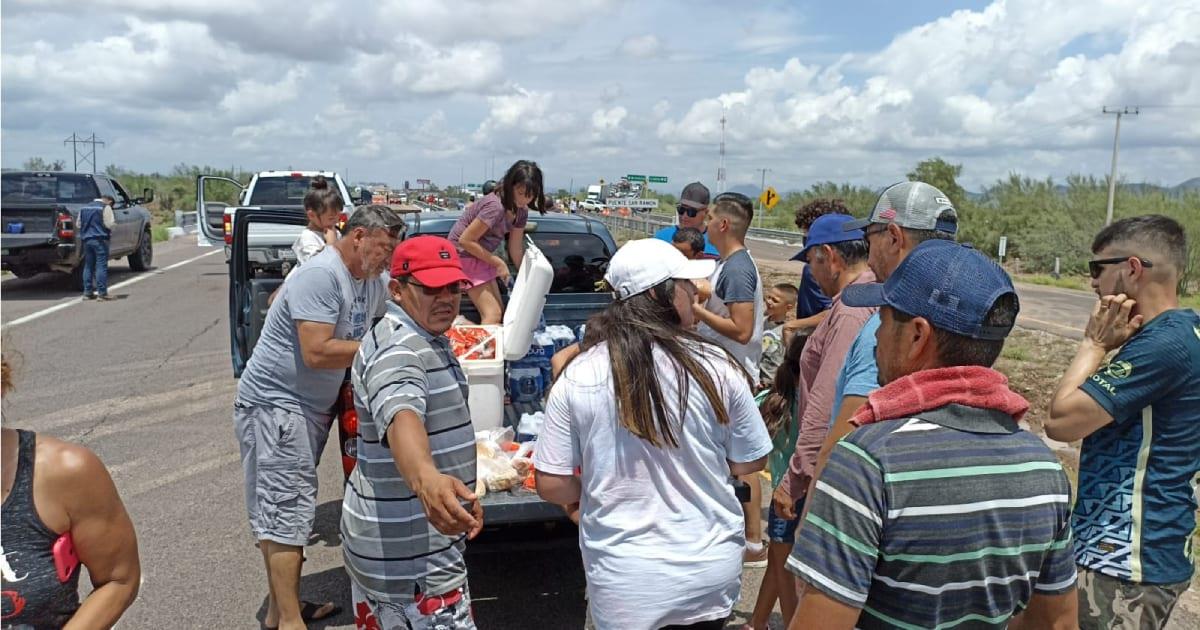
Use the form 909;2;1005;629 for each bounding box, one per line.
1103;360;1133;380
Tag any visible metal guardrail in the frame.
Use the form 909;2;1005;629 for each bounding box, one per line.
173;210;199;233
594;212;805;245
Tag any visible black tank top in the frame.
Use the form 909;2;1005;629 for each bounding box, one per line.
2;430;80;629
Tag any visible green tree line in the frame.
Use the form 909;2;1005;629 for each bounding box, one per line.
14;156;1197;292
773;158;1198;295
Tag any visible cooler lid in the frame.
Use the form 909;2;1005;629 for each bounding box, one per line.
501;240;553;360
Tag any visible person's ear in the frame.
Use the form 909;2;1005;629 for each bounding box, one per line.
908;316;935;365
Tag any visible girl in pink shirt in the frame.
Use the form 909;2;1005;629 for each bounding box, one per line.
447;160;544;324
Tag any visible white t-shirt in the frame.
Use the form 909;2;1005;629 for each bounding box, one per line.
533;341;772;630
292;228;336;265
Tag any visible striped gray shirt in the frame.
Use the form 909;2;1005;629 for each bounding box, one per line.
340;302;477;603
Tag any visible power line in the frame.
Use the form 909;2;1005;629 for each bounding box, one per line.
1102;106;1138;226
63;133;105;173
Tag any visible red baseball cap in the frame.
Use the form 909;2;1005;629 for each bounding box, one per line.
390;236;470;287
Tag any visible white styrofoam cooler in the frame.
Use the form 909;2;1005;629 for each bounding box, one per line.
501;241;555;360
459;241;555;431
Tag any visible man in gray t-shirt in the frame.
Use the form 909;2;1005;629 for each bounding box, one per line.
691;192;767;570
233;205;402;629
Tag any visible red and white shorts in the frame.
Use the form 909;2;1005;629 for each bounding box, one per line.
352;581;475;630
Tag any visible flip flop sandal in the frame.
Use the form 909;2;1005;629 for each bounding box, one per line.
263;601;342;629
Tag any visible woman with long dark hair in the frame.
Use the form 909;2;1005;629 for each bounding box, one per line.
534;239;772;630
447;160;544;324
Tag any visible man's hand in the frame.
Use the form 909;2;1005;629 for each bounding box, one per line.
773;484;797;520
1084;293;1143;352
413;472;480;537
466;497;484;540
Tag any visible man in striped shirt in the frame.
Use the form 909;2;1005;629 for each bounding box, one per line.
341;236;481;629
787;240;1078;630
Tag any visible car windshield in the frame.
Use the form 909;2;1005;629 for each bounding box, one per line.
248;176;335;206
1;173;100;203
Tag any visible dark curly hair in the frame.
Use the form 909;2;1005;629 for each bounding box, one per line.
794;198;852;231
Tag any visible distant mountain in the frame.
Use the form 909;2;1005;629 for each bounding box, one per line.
1176;177;1200;191
726;184;762;197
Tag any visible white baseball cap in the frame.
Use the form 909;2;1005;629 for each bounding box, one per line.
605;238;716;300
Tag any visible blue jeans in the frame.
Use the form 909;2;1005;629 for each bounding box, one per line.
82;238;109;296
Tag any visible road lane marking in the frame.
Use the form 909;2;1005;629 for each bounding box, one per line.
25;380;232;432
125;452;241;498
1017;314;1084;333
1;249;221;329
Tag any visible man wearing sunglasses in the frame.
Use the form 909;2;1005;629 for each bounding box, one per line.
1046;215;1199;630
234;204;404;629
343;235;482;629
653;181;720;259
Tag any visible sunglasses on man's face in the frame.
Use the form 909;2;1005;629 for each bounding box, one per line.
1088;256;1153;279
676;204;705;218
408;279;464;296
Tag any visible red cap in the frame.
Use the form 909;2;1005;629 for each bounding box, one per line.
390;236;470;287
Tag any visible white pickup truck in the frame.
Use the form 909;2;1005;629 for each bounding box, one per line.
195;170;353;273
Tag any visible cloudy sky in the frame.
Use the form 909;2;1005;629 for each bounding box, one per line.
2;0;1198;193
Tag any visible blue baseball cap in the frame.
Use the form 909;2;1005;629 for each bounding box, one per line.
842;240;1019;340
791;213;865;263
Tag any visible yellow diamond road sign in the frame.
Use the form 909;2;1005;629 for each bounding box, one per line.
759;186;779;210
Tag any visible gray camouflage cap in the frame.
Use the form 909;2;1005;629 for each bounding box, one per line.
844;181;958;234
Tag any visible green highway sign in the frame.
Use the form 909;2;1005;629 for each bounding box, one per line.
648;175;668;183
626;174;646;182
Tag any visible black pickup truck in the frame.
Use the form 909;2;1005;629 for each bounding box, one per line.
228;209;616;525
1;171;155;288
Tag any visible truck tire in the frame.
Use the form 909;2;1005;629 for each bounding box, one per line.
128;229;153;271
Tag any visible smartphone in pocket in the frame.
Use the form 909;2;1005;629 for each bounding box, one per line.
52;532;80;583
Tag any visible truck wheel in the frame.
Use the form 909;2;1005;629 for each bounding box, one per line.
128;230;153;271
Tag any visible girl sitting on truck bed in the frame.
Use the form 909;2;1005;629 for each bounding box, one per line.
447;160;545;325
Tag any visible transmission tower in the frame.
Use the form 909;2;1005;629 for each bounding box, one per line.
63;133;106;173
717;110;727;193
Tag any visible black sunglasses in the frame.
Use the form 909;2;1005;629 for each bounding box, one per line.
407;279;464;296
676;204;704;218
1088;256;1152;279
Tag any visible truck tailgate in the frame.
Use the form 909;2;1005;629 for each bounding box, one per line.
1;205;59;235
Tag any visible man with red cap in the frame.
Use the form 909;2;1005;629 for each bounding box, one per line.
341;235;482;629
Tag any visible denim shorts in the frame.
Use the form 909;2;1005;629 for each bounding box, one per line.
233;401;332;546
767;500;803;543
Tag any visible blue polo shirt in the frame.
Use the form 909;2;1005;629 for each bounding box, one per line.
1073;308;1200;584
652;225;720;258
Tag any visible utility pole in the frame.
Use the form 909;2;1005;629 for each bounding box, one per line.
1102;106;1138;226
755;168;771;227
63;133;105;173
717;109;727;193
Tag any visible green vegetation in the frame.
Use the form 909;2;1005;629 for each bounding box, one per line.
151;225;171;242
1016;273;1091;292
768;157;1200;297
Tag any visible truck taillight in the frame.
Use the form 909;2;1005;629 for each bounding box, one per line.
56;211;74;239
223;213;233;245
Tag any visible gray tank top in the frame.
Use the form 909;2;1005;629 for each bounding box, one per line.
2;430;80;629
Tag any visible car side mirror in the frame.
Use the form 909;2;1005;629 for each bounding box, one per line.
142;188;155;203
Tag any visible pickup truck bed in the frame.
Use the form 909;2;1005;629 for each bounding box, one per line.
407;211;617;524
